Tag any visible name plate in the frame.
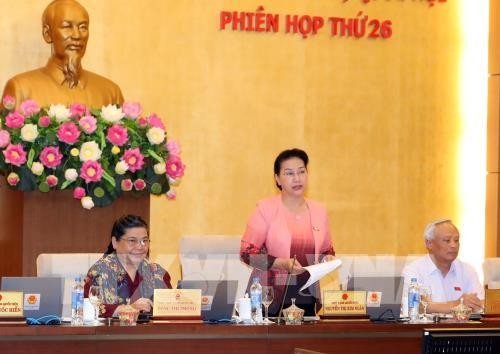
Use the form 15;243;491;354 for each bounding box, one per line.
323;290;367;315
0;292;24;317
485;289;500;315
153;289;201;318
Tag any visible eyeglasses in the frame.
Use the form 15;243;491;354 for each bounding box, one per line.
282;169;307;178
121;238;151;247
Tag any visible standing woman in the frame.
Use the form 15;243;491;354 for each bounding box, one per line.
240;148;335;316
84;215;172;317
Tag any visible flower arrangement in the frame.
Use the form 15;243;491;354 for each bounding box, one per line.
0;96;185;209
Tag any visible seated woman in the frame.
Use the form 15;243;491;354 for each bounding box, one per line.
240;148;335;316
84;214;172;317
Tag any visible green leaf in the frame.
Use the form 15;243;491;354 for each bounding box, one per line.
98;129;106;150
102;170;116;188
147;149;164;164
38;182;50;193
60;179;73;190
93;187;105;198
27;148;35;168
150;182;162;195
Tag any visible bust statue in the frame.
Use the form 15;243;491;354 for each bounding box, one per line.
2;0;124;109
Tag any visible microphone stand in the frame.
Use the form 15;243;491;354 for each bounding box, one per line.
277;255;296;324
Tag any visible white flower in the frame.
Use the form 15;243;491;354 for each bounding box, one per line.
20;123;39;142
81;196;94;210
31;162;44;176
115;161;129;175
101;104;125;123
153;162;166;175
79;141;102;161
48;104;71;122
146;127;166;145
64;168;78;182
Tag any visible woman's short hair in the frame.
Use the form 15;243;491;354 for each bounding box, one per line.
273;148;309;190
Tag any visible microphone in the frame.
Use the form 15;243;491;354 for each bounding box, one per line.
277;255;296;324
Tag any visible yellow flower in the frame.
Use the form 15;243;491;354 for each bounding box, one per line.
111;145;120;155
70;148;79;157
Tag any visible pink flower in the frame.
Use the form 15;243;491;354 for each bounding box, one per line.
69;103;88;118
166;190;176;200
166;140;181;156
46;175;58;187
79;160;103;183
73;187;86;199
3;144;27;166
40;146;63;168
38;115;51;127
7;172;19;186
121;148;144;172
148;113;165;129
2;95;15;110
121;178;133;191
5;111;25;129
122;102;142;119
79;115;97;134
134;179;146;191
57;122;81;144
19;99;40;116
137;116;148;127
166;155;185;178
0;130;11;148
106;124;128;146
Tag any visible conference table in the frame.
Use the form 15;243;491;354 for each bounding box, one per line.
1;319;499;354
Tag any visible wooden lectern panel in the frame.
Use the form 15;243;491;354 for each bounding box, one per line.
0;180;23;277
22;191;149;276
488;0;500;257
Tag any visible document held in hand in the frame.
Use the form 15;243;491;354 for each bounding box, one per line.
300;259;342;292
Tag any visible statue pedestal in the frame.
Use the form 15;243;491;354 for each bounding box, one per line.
0;189;149;276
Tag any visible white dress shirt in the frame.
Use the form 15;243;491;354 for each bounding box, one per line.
400;254;484;316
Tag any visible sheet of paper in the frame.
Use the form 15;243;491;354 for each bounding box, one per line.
300;259;342;292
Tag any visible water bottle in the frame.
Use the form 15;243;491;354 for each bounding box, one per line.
71;276;84;325
250;277;263;323
407;278;420;322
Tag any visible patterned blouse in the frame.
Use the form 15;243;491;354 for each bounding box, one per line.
84;253;172;317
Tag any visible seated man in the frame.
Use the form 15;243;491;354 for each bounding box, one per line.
402;219;484;314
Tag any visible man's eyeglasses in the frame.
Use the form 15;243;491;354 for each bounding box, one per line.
122;238;151;247
282;169;307;178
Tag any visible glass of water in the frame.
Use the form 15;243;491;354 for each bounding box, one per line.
262;286;274;324
419;285;432;322
88;285;103;325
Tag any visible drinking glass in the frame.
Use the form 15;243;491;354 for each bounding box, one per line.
88;285;103;325
262;286;274;324
419;286;432;322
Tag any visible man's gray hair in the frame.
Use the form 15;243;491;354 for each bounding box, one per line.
423;218;453;241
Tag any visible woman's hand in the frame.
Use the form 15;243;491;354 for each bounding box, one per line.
112;298;153;317
321;254;335;262
131;298;153;312
273;258;305;275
